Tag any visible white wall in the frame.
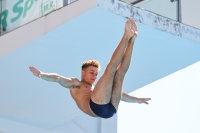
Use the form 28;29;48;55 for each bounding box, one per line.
118;61;200;133
181;0;200;29
0;117;46;133
136;0;177;20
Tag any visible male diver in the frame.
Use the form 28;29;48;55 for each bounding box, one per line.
29;18;151;118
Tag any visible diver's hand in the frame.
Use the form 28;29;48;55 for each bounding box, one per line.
137;98;151;105
29;66;42;78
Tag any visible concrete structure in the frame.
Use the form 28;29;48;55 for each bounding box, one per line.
123;0;200;29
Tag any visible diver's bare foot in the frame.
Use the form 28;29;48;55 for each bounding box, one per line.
130;18;138;40
124;18;138;40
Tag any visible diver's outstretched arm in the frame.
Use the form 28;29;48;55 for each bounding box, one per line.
29;66;79;88
121;92;151;104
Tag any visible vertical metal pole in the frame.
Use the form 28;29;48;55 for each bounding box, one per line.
63;0;69;6
178;0;182;23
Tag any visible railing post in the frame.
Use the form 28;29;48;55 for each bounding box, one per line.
170;0;182;23
178;0;182;23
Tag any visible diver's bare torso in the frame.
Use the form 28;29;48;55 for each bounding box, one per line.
69;79;98;117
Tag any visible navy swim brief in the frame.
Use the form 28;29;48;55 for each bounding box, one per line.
89;99;116;118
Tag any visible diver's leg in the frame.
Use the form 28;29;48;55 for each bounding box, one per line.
110;18;138;109
91;19;135;104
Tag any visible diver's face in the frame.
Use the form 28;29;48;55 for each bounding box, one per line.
82;66;98;85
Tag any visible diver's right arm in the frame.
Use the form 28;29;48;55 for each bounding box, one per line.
29;66;79;88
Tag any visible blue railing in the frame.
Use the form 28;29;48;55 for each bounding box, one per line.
0;0;77;36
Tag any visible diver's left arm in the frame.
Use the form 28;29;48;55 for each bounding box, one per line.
121;92;151;104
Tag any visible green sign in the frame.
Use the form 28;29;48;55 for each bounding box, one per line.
0;0;57;33
41;0;57;16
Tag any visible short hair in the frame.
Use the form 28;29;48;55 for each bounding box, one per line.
82;60;101;71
